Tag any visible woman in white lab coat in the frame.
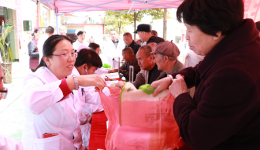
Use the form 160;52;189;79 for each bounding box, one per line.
72;48;110;148
22;35;106;150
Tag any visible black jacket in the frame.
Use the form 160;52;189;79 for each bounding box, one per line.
125;40;141;54
120;57;140;81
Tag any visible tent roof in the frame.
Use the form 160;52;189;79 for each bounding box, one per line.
40;0;184;15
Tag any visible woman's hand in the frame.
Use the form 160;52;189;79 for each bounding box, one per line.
78;74;106;91
114;81;125;88
108;69;117;73
66;75;106;91
169;74;188;97
151;76;173;97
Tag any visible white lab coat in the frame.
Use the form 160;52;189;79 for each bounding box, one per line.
73;40;89;52
71;67;110;148
22;67;83;150
80;85;110;148
0;135;29;150
37;34;49;62
95;68;108;75
103;39;125;69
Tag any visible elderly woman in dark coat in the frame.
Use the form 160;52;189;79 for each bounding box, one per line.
28;29;41;72
151;0;260;150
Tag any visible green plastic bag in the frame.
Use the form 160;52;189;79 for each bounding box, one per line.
139;84;162;95
103;63;111;68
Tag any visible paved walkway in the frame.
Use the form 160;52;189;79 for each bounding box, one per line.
0;52;31;141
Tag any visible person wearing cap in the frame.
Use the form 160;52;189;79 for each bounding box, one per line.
109;47;140;81
73;30;88;52
38;26;55;61
152;41;184;75
151;0;260;149
133;45;166;88
134;24;164;46
123;32;141;54
103;30;125;69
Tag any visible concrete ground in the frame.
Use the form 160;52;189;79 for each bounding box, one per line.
0;50;31;141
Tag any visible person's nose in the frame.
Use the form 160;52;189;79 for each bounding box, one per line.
67;54;74;62
137;60;141;66
186;30;190;41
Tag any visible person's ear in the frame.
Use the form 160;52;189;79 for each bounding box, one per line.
84;64;88;70
44;57;51;66
164;56;168;62
213;31;222;40
149;55;154;61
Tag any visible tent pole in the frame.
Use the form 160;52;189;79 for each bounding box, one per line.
128;1;134;13
55;0;59;34
56;13;59;34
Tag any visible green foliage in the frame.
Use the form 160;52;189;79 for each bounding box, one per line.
102;9;170;34
102;10;132;34
0;20;13;63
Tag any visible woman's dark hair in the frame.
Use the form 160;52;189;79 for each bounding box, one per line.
77;31;86;36
88;42;100;51
32;29;39;36
176;0;244;36
75;48;102;69
45;26;54;34
36;35;73;71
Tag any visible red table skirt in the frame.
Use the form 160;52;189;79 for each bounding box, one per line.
88;111;107;150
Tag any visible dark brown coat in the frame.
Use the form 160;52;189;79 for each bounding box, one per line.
171;19;260;150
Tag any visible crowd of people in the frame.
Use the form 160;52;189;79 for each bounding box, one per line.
24;18;190;149
2;0;260;149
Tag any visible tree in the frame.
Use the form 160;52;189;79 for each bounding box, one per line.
102;9;169;39
163;9;167;40
102;10;132;35
130;9;166;40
